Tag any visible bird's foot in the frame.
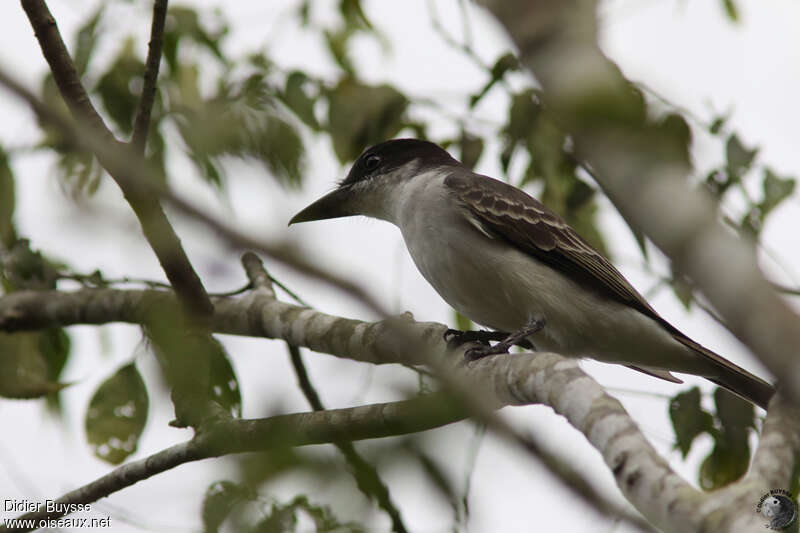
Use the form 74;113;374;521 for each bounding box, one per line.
463;318;545;361
444;328;508;349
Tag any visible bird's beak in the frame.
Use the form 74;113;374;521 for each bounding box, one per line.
288;186;354;225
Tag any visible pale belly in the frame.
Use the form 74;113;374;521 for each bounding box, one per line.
399;209;701;371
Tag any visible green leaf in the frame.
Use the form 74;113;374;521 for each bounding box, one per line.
725;133;758;179
0;145;16;248
459;131;483;170
0;332;69;399
714;387;755;438
470;52;518;108
327;79;407;163
39;328;71;411
208;340;242;418
85;363;149;464
176;75;305;187
504;89;541;148
760;168;796;218
163;6;227;73
95;38;145;135
699;437;749;490
669;387;714;458
722;0;739;22
202;480;253;533
453;310;472;332
324;28;356;75
73;5;104;75
282;71;320;130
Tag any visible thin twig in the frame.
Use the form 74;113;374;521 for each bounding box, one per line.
131;0;168;153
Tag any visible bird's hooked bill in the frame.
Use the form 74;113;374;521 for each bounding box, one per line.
288;186;354;225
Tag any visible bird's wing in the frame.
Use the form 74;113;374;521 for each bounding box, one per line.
444;172;666;326
444;172;774;407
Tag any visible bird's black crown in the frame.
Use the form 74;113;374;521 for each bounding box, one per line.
341;138;458;186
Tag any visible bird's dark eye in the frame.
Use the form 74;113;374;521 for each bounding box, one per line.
364;154;381;171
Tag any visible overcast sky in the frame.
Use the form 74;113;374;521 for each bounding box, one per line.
1;1;799;532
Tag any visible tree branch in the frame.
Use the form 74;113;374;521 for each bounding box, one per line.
130;0;168;153
0;394;466;532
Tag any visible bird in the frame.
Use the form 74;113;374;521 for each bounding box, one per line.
289;138;774;409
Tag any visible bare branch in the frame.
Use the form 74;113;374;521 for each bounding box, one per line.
130;0;168;153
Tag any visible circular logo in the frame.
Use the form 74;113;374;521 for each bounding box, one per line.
756;489;798;530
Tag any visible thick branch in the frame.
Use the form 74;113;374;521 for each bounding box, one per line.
130;0;168;153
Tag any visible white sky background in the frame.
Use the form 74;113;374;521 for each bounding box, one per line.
1;1;799;532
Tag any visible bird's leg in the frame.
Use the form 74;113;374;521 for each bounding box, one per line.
463;318;545;361
444;329;509;348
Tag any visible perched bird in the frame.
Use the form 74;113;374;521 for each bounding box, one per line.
290;138;774;409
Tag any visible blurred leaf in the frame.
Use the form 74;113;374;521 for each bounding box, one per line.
85;363;149;464
725;133;758;179
453;310;472;332
39;328;71;411
459;130;483;170
2;239;59;290
328;79;407;162
722;0;739;22
0;332;69;399
470;52;518;108
504;89;541;150
714;387;755;438
163;6;227;73
699;437;749;490
709;115;727;135
705;169;734;198
760;168;795;218
282;71;320;130
73;5;104;75
697;389;753;489
176;74;305;187
339;0;373;30
208;339;242;418
658;112;692;165
669;387;714;458
202;480;253;533
0;145;16;248
95;38;145;135
324;28;356;75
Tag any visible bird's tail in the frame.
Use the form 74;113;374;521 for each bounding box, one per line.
676;336;775;410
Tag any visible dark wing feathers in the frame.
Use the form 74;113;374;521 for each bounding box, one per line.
444;172;774;408
445;172;665;325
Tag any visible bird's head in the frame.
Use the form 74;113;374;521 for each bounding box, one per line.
289;138;458;224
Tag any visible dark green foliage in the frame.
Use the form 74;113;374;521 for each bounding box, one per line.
175;73;305;187
0;332;69;399
162;6;227;74
73;5;104;76
282;71;321;131
201;481;365;533
0;145;15;248
669;387;714;458
669;387;757;489
327;79;407;163
207;338;242;418
96;38;146;135
85;363;149;464
458;130;484;170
